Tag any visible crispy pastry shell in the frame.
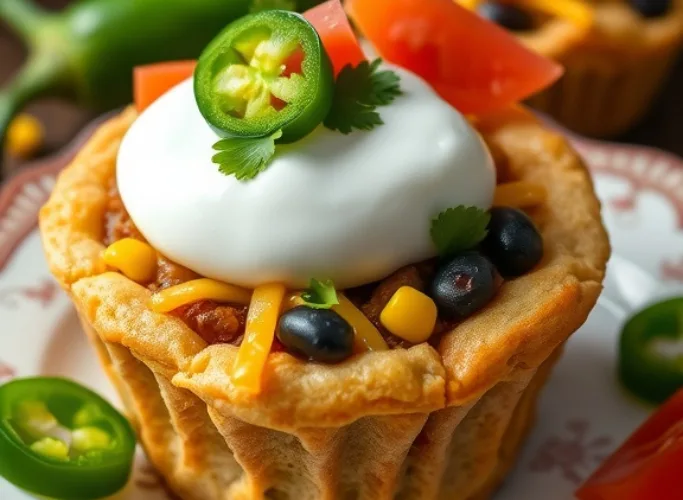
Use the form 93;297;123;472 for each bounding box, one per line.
40;106;609;499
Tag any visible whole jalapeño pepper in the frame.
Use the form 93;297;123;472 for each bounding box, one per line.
194;10;334;143
0;0;327;161
0;377;136;499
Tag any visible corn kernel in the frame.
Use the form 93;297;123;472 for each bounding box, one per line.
493;181;546;208
149;278;252;313
7;114;44;159
380;287;437;344
103;238;157;283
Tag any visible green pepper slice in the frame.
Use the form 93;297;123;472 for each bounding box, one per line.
194;9;334;143
0;377;136;499
619;298;683;404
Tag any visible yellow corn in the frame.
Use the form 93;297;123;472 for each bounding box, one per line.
380;287;437;344
149;278;252;313
333;294;388;352
6;114;44;159
103;238;157;284
493;181;547;208
232;283;286;394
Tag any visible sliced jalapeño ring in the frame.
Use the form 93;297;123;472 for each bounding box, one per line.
194;10;335;143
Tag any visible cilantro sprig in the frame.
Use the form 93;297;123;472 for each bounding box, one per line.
324;59;403;134
211;56;402;181
300;279;339;309
431;206;491;257
212;130;282;181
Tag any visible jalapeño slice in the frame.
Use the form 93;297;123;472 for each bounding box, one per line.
194;10;334;143
0;377;136;499
619;298;683;404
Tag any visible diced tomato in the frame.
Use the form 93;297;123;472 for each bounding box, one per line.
576;389;683;500
304;0;366;75
134;61;197;113
346;0;563;115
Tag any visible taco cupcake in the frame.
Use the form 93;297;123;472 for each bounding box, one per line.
461;0;683;137
39;0;609;498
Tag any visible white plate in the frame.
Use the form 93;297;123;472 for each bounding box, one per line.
1;119;683;500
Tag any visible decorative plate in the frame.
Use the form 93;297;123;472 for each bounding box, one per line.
1;116;683;500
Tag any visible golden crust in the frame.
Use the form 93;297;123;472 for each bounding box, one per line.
41;106;609;430
71;273;446;430
521;1;683;138
444;108;608;403
522;0;683;59
41;107;608;498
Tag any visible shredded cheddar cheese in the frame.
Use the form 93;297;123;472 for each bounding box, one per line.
103;238;157;283
518;0;594;30
334;294;388;352
231;283;287;394
457;0;480;9
493;181;547;208
149;278;252;313
456;0;594;29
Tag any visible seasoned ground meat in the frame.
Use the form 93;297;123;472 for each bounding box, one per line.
105;181;143;245
360;266;425;349
172;301;247;345
105;185;249;345
103;185;447;348
153;255;200;291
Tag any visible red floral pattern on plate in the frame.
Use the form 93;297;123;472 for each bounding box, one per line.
0;361;15;380
571;140;683;229
529;419;613;484
0;278;58;309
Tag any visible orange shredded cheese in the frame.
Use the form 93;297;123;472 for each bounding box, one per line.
456;0;594;29
334;294;388;352
456;0;481;9
518;0;594;30
149;278;252;313
231;283;286;394
493;181;547;208
103;238;157;283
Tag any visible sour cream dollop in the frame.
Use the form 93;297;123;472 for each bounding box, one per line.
117;67;496;289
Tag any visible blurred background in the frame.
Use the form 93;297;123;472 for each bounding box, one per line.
0;0;90;176
1;0;682;178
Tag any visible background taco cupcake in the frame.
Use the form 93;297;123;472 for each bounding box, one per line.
462;0;683;138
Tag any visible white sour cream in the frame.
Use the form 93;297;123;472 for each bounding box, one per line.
117;67;496;289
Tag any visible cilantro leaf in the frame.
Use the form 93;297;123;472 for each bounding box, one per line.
212;130;282;181
249;0;297;13
324;58;402;134
300;279;339;310
430;206;491;257
324;101;383;135
366;59;403;106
